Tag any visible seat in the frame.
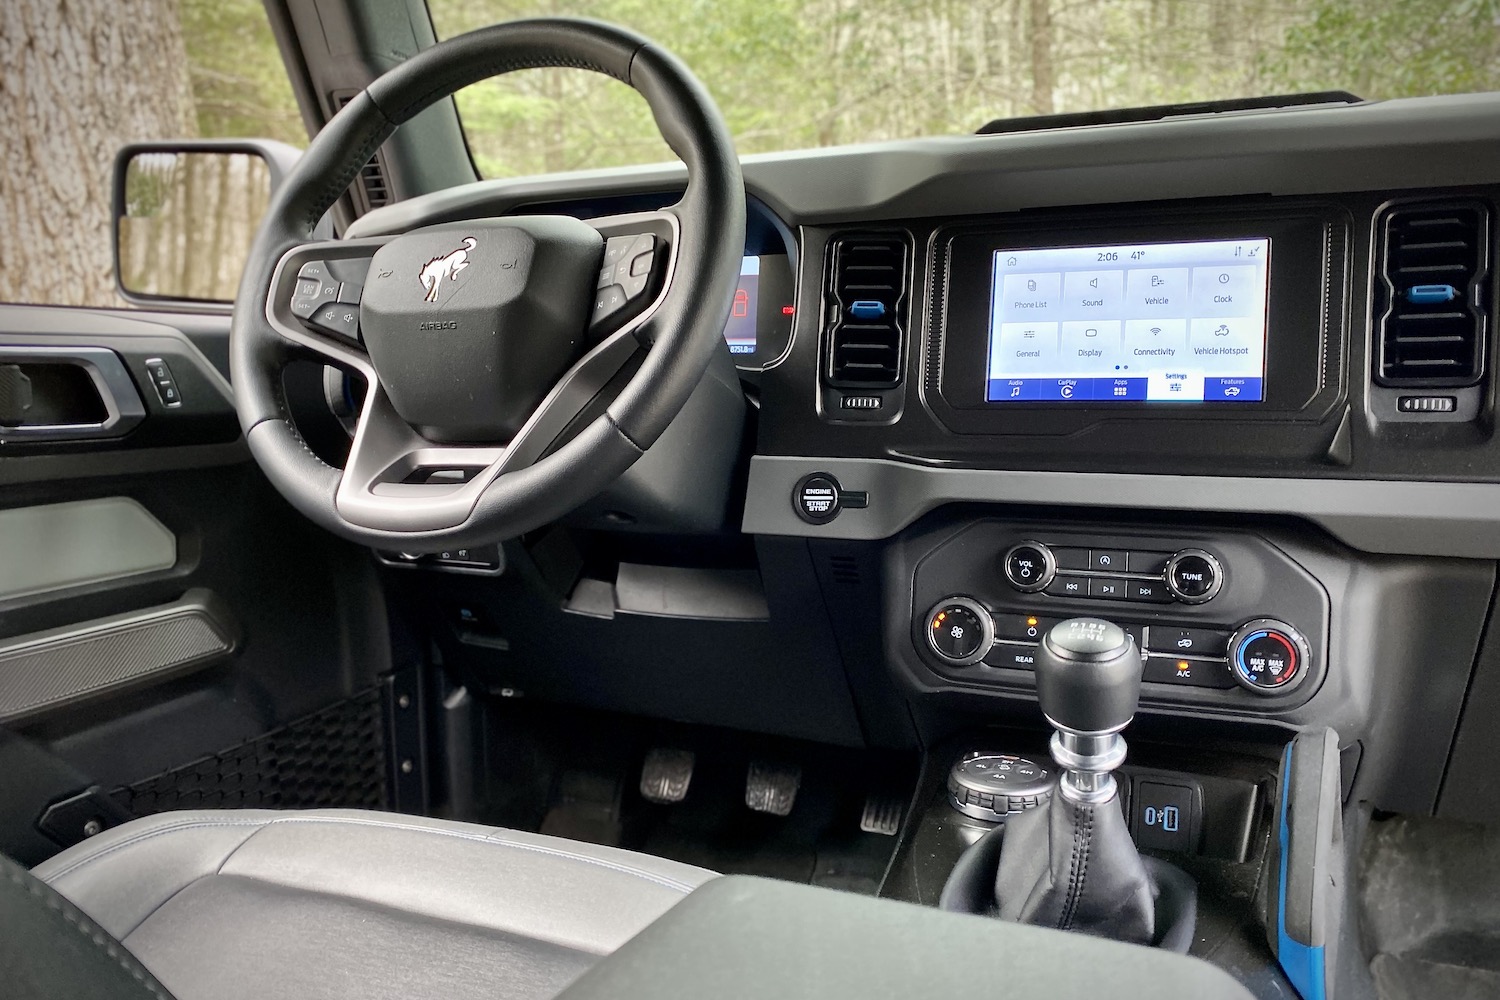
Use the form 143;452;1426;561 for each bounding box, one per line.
28;808;717;1000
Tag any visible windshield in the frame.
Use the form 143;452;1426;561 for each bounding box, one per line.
430;0;1500;179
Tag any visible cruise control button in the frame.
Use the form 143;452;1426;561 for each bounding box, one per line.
1044;575;1088;598
1147;626;1231;656
336;281;363;305
984;642;1039;670
1143;654;1235;689
993;613;1062;642
1089;577;1128;600
1127;578;1173;603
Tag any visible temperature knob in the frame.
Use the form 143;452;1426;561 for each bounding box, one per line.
1228;619;1310;694
924;597;995;666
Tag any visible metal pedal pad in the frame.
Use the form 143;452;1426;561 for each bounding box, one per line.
745;761;801;816
640;748;695;805
859;793;904;836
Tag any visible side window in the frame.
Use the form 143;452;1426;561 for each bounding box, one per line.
0;0;303;308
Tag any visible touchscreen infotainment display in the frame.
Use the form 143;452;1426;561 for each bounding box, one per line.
985;238;1270;402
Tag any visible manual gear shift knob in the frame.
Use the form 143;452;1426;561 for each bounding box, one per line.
1035;618;1144;736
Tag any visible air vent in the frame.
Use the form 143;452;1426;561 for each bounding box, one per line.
826;555;862;587
825;235;909;387
333;93;392;213
1375;202;1491;387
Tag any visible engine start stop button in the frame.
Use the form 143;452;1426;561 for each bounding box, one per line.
792;472;868;525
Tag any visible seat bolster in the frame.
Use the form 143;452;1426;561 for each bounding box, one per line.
33;809;718;955
32;811;283;940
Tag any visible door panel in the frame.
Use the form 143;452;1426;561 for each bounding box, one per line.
0;303;391;866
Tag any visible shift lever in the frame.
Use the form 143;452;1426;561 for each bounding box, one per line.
989;617;1160;944
1034;617;1141;806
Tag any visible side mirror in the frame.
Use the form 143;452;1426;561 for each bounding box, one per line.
112;140;303;306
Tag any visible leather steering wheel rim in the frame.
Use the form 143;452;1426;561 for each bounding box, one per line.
230;18;746;549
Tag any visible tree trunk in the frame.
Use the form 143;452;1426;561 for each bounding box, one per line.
1027;0;1055;115
0;0;196;306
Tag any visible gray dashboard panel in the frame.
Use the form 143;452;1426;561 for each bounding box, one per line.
348;93;1500;234
743;455;1500;559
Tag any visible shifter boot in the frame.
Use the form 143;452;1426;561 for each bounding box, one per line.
995;790;1156;945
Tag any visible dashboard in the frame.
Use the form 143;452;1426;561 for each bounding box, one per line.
343;92;1500;819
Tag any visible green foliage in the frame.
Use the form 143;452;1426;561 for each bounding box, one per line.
174;0;1500;177
1266;0;1500;99
179;0;305;146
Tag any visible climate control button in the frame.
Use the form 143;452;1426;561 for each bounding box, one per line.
925;597;994;665
1002;540;1056;592
1165;549;1223;604
1227;619;1310;694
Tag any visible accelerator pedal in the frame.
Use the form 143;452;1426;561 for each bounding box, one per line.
746;761;801;816
640;748;696;805
859;793;904;836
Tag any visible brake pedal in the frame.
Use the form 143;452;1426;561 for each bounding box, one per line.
859;793;904;836
640;748;695;805
746;761;801;816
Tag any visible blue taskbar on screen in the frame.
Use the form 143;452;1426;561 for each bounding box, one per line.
984;238;1270;403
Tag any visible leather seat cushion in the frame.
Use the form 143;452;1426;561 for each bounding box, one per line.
31;809;717;1000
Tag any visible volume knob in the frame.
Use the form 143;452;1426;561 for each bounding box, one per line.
1002;540;1056;593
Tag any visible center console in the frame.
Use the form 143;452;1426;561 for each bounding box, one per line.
906;519;1329;714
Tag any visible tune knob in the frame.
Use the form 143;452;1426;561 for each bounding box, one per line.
1165;548;1223;604
1002;540;1056;593
1227;619;1310;694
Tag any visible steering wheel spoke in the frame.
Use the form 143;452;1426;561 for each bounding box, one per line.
264;237;395;379
335;325;644;532
579;209;681;345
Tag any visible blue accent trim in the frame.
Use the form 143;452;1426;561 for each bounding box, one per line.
1276;744;1327;1000
1406;283;1459;304
849;299;887;320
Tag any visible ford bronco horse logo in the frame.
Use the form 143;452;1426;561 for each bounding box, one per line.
418;237;478;303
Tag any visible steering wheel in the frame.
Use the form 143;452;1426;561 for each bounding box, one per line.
230;18;745;549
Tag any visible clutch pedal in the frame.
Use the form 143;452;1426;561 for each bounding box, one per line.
746;761;801;816
640;748;695;805
859;793;904;836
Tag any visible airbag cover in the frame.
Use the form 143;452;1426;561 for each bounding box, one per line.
360;217;603;442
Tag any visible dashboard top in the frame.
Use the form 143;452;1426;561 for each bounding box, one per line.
349;93;1500;234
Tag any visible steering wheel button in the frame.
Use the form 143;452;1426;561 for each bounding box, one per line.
337;281;363;305
629;251;654;278
594;286;627;320
603;236;634;264
597;262;617;287
311;304;360;342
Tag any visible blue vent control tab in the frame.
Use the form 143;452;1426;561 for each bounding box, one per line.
848;300;887;320
1406;284;1459;304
